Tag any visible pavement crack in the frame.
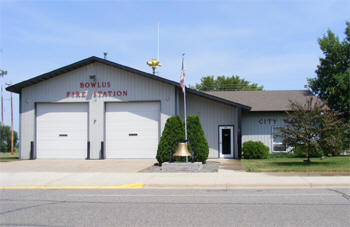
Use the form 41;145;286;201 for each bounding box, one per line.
299;176;312;188
0;201;61;216
328;189;350;202
43;173;77;186
0;223;64;227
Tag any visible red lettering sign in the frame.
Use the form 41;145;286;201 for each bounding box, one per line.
65;81;128;98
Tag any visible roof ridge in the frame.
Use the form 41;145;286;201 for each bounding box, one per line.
207;89;309;92
5;56;251;110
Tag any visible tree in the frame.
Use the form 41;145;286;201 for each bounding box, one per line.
308;22;350;118
0;70;7;77
319;109;348;156
156;116;185;164
0;125;18;152
187;115;209;163
280;98;346;162
193;75;263;91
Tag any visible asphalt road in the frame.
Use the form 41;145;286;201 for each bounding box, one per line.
0;188;349;227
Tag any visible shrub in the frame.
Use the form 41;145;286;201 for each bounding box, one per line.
294;145;323;158
187;115;209;163
156;116;185;164
242;141;269;159
0;125;18;152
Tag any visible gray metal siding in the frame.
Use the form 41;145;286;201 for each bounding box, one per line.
178;92;238;158
20;62;175;159
241;111;288;152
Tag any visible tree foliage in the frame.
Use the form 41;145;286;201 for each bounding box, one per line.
308;21;350;118
319;108;347;156
187;115;209;163
193;75;263;91
0;69;7;77
280;98;346;162
0;125;18;152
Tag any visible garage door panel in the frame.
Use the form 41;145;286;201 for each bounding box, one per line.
106;102;160;158
36;103;88;159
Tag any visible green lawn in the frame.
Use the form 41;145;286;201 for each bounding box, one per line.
241;156;350;174
0;152;19;162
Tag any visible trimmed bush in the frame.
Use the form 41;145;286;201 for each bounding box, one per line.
156;116;185;164
187;115;209;163
242;141;269;159
294;145;323;158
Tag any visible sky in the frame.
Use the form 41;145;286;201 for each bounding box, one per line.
0;0;349;131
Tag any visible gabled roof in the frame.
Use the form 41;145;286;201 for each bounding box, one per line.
207;90;319;111
6;56;250;110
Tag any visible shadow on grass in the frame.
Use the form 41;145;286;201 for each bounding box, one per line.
271;161;332;166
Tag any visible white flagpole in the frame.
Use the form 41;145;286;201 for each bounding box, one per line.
182;54;188;162
182;54;187;141
0;86;2;153
184;83;187;141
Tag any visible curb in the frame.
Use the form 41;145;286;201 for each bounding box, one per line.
144;183;350;189
0;183;143;189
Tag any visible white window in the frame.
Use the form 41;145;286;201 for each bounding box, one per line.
271;126;287;152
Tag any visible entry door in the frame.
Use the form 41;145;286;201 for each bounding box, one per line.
105;102;160;158
36;103;88;159
219;126;234;158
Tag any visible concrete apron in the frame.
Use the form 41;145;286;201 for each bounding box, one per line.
0;159;349;189
0;159;157;173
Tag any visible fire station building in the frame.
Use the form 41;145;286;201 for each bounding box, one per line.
7;56;314;160
7;56;250;160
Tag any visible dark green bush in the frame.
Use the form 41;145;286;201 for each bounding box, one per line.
187;115;209;163
242;141;269;159
294;145;323;158
156;116;185;164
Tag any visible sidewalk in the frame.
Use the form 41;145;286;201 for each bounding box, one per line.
0;160;349;189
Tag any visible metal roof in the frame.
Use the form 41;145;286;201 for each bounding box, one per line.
6;56;251;110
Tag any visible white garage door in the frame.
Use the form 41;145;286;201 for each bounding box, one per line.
36;103;88;159
105;102;160;158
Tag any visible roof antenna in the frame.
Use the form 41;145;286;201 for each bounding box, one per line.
157;22;160;62
146;23;161;75
103;52;108;60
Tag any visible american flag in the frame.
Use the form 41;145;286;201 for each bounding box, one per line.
180;56;185;93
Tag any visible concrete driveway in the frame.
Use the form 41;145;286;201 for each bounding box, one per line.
0;159;157;173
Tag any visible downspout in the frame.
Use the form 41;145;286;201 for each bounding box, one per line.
237;107;242;159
